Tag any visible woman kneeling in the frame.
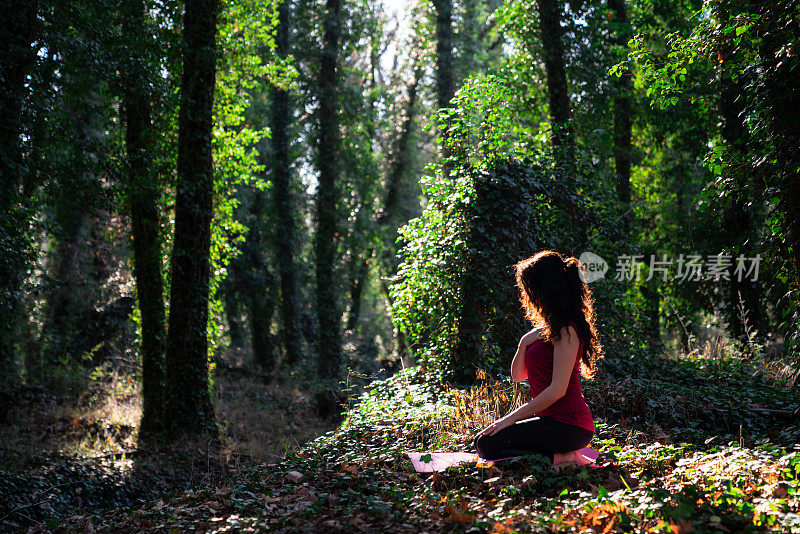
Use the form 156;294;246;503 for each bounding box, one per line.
473;250;604;470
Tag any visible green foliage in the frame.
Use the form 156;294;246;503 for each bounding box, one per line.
207;0;285;363
31;350;800;531
390;67;658;384
620;0;800;351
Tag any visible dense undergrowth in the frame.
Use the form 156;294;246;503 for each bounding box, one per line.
25;350;800;533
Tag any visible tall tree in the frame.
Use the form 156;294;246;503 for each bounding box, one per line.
120;0;166;436
163;0;220;437
0;1;40;383
608;0;633;227
270;0;302;364
344;20;381;334
758;1;800;298
717;0;761;342
536;0;587;250
433;0;454;178
432;0;455;110
237;190;279;377
347;65;422;331
315;0;343;379
536;0;574;164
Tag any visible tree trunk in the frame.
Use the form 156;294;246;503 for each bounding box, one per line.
41;75;108;370
639;248;661;354
0;0;40;384
315;0;343;380
536;0;586;248
717;0;762;343
270;0;302;364
221;273;245;349
240;189;278;378
163;0;220;438
536;0;574;164
121;0;166;437
346;254;370;331
608;0;632;228
433;0;454;178
432;0;454;111
243;253;277;377
460;0;480;79
344;20;381;333
758;2;800;307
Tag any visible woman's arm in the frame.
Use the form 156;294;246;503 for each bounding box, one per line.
510;345;527;382
511;326;543;382
480;325;580;436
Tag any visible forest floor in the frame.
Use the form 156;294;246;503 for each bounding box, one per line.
3;348;800;533
0;353;340;531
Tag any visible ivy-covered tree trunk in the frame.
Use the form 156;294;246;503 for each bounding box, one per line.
717;0;762;343
758;2;800;303
452;161;537;385
270;0;302;364
163;0;220;438
315;0;343;380
121;0;166;437
536;0;573;164
608;0;632;227
0;1;39;383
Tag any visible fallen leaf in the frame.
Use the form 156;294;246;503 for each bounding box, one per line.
491;520;515;533
287;470;303;482
668;518;696;533
340;462;358;473
444;503;473;524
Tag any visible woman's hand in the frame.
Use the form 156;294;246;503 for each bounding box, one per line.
475;416;515;438
518;327;543;350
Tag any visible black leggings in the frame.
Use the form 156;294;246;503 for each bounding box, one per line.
473;416;593;463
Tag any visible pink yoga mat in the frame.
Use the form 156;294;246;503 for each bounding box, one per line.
406;447;600;473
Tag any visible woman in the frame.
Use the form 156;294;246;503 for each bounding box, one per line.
473;249;604;469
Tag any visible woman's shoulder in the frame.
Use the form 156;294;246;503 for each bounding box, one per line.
556;322;581;347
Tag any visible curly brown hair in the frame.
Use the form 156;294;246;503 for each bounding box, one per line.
514;249;604;379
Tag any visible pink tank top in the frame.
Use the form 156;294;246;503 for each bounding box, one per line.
524;321;594;431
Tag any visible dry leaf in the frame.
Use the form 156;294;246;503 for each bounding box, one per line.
444;503;473;524
491;520;515;533
287;470;303;482
340;462;359;473
668;519;696;533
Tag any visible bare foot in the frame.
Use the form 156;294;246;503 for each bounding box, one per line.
552;451;574;465
553;450;594;470
570;449;595;467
